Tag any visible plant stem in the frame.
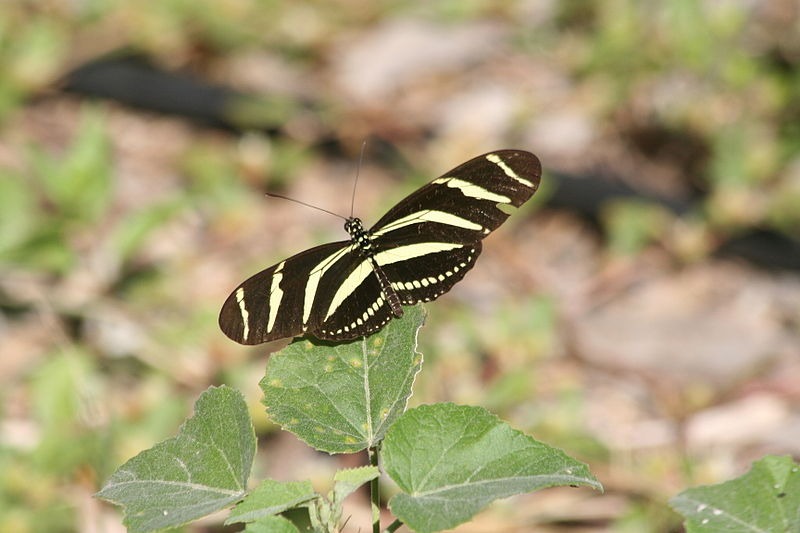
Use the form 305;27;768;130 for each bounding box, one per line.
368;446;380;533
383;519;403;532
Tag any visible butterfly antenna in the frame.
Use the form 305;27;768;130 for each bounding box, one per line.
350;140;368;219
265;192;348;221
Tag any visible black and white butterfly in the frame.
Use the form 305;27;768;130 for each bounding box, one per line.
219;150;541;345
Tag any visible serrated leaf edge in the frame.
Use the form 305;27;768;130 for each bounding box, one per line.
95;385;254;531
262;306;426;455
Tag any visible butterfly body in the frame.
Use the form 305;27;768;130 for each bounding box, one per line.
344;216;404;319
220;150;541;345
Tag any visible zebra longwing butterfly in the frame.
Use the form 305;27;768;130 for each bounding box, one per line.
219;150;541;345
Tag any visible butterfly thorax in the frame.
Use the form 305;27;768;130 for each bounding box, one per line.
345;217;374;256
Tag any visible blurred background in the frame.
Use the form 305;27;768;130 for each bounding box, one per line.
1;1;799;532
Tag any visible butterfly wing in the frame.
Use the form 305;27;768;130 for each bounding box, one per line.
219;241;355;345
371;150;540;243
219;239;397;344
377;240;482;305
369;150;540;305
312;255;397;341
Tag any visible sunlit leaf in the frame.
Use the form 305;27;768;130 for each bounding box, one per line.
670;455;800;533
304;466;380;533
110;198;188;261
226;479;316;524
33;105;112;223
383;403;602;533
0;172;36;255
0;224;72;273
602;199;670;255
332;466;379;503
261;305;425;454
96;386;255;533
243;515;300;533
30;348;108;476
7;19;66;89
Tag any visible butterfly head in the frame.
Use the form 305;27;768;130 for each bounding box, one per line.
344;217;363;236
345;217;373;252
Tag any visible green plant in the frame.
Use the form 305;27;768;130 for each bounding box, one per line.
670;455;800;532
97;305;602;532
0;106;112;274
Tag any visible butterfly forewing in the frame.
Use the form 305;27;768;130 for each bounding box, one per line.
219;241;354;345
219;149;541;345
366;150;540;307
370;150;540;241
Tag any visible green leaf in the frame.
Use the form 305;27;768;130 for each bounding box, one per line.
333;466;380;503
383;403;602;533
261;305;425;454
670;455;800;533
96;386;256;533
601;199;670;256
31;348;101;475
280;507;313;533
225;94;298;130
7;18;66;89
243;515;300;533
303;466;381;532
32;105;112;223
0;172;36;255
19;229;74;273
226;479;317;524
110;198;188;261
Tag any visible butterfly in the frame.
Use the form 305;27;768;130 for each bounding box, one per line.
219;150;541;345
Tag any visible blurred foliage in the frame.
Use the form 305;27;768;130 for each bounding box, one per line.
602;200;672;256
0;0;798;532
30;108;112;224
0;107;112;274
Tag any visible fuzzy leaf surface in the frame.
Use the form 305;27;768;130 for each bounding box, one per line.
383;403;602;533
96;386;255;533
670;455;800;532
333;466;380;503
261;305;425;453
243;515;300;533
226;479;317;524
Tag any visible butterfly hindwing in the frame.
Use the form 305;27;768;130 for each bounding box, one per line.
377;240;482;305
314;258;396;341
